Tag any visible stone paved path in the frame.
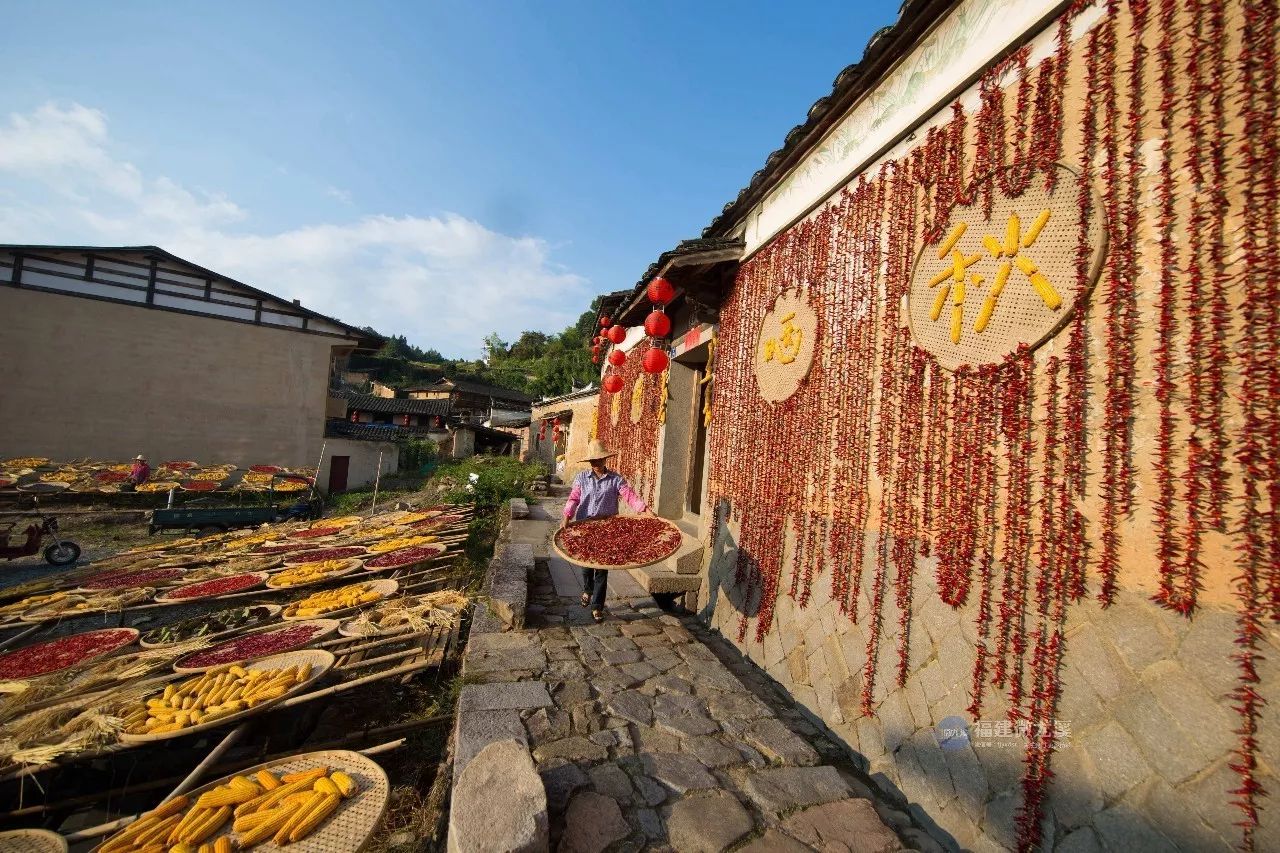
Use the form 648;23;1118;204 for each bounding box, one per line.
462;504;936;853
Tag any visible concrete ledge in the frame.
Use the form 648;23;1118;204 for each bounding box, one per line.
629;565;703;595
662;533;705;575
509;498;530;519
487;543;533;629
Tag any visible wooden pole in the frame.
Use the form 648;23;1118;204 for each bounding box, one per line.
163;722;251;800
369;450;384;517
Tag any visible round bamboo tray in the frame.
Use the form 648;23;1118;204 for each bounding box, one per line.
282;580;399;622
75;567;188;594
154;572;270;604
138;604;283;649
97;749;389;852
551;518;685;571
357;544;447;576
19;590;157;623
0;627;140;680
171;620;339;673
0;828;68;852
119;649;335;743
266;559;363;590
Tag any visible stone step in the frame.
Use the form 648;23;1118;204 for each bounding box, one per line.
660;528;704;575
628;564;703;595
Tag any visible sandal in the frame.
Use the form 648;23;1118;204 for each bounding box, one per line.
580;592;591;607
592;609;606;623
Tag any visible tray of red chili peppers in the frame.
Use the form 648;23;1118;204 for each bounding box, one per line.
552;516;685;570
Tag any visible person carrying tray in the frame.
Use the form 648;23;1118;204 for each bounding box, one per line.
560;440;649;623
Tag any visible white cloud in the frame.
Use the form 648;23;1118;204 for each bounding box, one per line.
0;102;590;356
323;185;352;204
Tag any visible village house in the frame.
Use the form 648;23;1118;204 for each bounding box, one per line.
527;384;598;480
406;377;534;426
584;1;1278;850
0;244;405;490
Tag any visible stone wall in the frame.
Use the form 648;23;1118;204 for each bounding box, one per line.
529;395;598;482
702;521;1280;851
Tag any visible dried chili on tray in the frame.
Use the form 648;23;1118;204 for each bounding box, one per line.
554;517;681;568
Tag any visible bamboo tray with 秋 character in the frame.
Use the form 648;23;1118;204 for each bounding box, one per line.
551;515;685;571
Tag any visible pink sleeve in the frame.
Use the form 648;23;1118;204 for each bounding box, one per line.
563;482;582;519
619;482;648;513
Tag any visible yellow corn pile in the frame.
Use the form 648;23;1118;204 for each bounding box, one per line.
366;535;437;554
316;516;363;528
122;663;312;735
284;582;383;618
271;559;356;588
101;764;357;850
0;591;69;617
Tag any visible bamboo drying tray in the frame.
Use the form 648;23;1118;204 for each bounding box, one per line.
137;604;283;650
172;620;340;673
119;649;335;744
357;545;448;576
266;559;363;590
95;748;389;852
551;518;685;571
154;572;271;604
0;628;140;680
282;580;399;622
0;828;68;852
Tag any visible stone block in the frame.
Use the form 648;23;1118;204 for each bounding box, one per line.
469;602;505;635
740;765;853;817
509;498;530;519
540;760;588;815
781;798;903;852
460;681;553;712
531;736;608;766
449;739;548;853
488;543;533;629
1097;601;1176;673
641;752;718;793
877;690;916;753
1048;745;1102;830
1079;721;1149;799
559;792;629;853
1063;623;1127;700
588;763;634;802
1140;659;1237;759
682;735;745;769
1056;827;1102;853
667;790;755;853
736;830;813;853
744;718;820;766
1139;777;1234;853
1111;689;1213;785
464;631;548;676
1092;802;1176;851
455;708;527;777
606;690;653;726
526;707;572;745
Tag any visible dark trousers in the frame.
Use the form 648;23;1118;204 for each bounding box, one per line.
581;568;608;610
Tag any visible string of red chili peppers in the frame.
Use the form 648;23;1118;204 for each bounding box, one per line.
1147;0;1185;613
1232;0;1279;847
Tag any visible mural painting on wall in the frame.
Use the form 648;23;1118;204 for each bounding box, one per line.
706;0;1278;848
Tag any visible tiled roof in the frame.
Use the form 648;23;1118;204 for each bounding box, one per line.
324;419;439;441
536;384;598;407
332;389;451;416
616;236;746;322
412;377;535;404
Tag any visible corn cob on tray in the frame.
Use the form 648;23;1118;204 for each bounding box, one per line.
281;580;398;621
95;749;389;852
118;650;334;743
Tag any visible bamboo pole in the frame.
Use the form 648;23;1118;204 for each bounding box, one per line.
277;657;438;709
164;722;251;800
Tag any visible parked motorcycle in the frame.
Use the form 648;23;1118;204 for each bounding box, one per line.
0;516;82;565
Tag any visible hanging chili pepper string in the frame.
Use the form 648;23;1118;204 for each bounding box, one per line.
1095;2;1126;607
1145;0;1184;613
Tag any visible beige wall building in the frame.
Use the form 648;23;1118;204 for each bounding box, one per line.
529;386;598;481
0;245;373;477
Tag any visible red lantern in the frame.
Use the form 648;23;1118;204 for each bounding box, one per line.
603;374;624;394
592;335;602;345
644;310;672;337
592;355;600;364
606;325;627;345
647;277;675;305
599;316;611;327
591;344;601;355
608;349;627;367
642;348;670;374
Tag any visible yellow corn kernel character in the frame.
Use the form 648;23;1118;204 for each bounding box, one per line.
991;261;1012;297
214;837;232;853
289;793;341;842
1029;272;1063;310
255;770;280;791
169;807;209;844
128;813;182;850
936;222;967;259
1005;213;1020;255
975;296;998;333
281;766;329;785
929;283;950;323
1022;209;1051;247
151;721;185;734
198;844;213;853
1015;255;1038;275
951;304;963;344
170;844;196;853
982;234;1004;258
163;684;177;701
295;663;312;683
234;776;312;817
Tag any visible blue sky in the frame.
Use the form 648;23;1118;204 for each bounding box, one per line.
2;1;901;356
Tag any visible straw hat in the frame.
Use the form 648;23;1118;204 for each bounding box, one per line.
135;454;146;461
575;440;617;463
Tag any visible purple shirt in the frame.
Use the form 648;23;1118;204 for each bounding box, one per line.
563;469;648;521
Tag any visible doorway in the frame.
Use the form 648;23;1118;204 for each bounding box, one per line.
686;366;709;516
328;456;350;493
